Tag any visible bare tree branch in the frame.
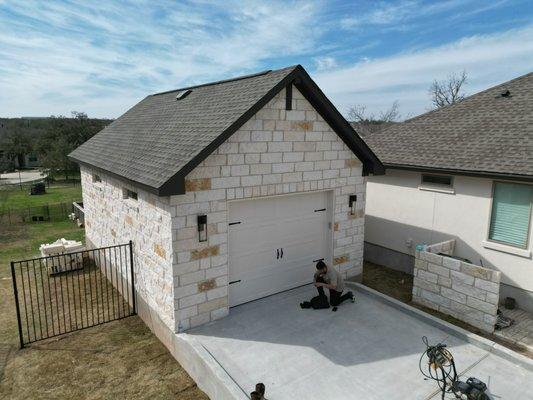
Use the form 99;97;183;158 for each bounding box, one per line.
347;101;401;136
429;70;467;108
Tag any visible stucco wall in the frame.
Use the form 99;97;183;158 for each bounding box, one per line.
169;86;367;331
366;169;533;301
80;167;175;330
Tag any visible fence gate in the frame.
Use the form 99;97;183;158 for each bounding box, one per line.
11;241;136;348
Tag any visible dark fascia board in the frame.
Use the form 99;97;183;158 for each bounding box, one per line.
159;65;385;196
384;163;533;183
292;66;385;176
69;158;162;195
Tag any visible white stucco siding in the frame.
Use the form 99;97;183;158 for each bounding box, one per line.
80;167;175;330
366;169;533;293
170;86;367;331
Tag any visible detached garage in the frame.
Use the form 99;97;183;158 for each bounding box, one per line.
69;64;383;336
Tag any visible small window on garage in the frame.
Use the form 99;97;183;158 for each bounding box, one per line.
488;182;533;249
92;174;102;183
123;188;138;201
419;174;454;193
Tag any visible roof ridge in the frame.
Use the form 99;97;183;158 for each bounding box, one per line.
402;70;533;124
152;65;299;97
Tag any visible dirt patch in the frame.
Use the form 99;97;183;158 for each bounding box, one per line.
0;317;208;400
362;261;413;303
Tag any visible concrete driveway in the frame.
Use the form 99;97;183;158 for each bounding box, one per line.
188;283;533;400
0;170;45;184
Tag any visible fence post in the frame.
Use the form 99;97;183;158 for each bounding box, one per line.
10;262;25;349
129;241;136;314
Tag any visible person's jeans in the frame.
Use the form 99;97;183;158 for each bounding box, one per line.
315;277;352;306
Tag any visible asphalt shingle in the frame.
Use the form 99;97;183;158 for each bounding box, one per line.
363;72;533;179
69;67;296;191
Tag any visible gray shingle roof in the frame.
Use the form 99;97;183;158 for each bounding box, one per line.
70;65;383;195
363;72;533;181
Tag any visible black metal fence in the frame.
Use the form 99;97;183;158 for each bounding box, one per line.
11;241;136;348
0;200;82;225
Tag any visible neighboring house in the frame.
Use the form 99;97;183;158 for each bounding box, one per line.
69;65;383;338
363;72;533;312
14;152;40;168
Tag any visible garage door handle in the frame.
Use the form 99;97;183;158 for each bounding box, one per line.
229;280;241;285
280;248;283;259
276;249;279;259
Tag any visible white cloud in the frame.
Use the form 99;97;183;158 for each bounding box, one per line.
314;56;337;71
0;0;320;117
340;0;508;31
314;25;533;118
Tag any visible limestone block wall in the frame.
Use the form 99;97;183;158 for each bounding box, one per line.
412;239;501;333
80;166;175;330
169;86;367;331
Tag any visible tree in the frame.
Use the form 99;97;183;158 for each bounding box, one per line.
347;101;401;136
37;112;110;180
429;70;467;108
1;131;32;168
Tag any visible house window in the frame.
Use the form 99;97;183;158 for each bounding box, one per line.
123;188;138;201
92;174;102;183
488;182;533;248
419;174;454;193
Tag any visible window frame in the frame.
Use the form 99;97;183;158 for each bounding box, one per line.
486;180;533;250
418;173;455;194
123;188;138;201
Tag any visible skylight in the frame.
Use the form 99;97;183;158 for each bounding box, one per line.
176;89;192;100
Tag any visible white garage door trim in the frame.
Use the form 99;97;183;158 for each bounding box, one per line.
228;191;333;307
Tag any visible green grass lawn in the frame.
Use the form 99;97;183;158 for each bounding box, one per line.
0;184;82;210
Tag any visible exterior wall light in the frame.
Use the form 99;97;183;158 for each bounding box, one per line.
197;214;207;242
349;195;357;215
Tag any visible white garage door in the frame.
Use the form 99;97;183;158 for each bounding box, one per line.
228;191;331;307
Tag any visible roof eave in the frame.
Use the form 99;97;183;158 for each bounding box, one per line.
69;157;164;196
383;163;533;182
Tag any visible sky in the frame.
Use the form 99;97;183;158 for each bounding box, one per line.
1;0;532;120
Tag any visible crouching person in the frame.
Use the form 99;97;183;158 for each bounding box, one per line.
314;260;355;307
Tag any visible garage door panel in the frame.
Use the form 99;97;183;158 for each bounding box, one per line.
230;248;277;280
274;192;326;219
229;224;277;254
229;192;331;307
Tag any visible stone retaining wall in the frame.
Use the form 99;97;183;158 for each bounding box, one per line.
412;239;501;333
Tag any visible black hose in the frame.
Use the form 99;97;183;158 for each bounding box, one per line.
419;336;458;399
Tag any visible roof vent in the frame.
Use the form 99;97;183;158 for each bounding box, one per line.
176;89;192;100
496;89;511;98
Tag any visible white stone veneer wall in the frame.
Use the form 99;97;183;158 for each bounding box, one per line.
413;239;501;333
169;86;367;331
80;167;175;330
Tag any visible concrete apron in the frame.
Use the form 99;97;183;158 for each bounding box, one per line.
140;283;533;400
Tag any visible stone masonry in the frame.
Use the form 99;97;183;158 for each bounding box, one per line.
412;239;501;333
169;86;367;332
80;168;175;330
80;85;368;333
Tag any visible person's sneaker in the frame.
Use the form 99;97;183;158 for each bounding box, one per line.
348;291;356;303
